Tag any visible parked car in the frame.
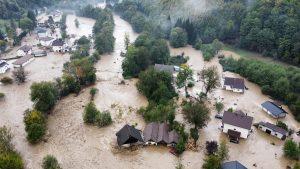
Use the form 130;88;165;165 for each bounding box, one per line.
215;114;223;119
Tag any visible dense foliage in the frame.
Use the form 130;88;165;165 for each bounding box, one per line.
122;33;170;78
23;110;46;144
170;27;187;48
182;101;210;130
220;57;300;121
283;139;300;160
137;68;176;104
138;101;175;123
83;102;112;128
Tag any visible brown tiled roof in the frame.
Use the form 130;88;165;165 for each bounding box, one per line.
224;77;245;90
222;111;253;130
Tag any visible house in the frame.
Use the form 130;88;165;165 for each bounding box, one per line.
261;101;287;118
223;77;245;93
32;50;47;57
116;124;144;146
12;55;34;68
17;45;32;56
39;37;54;47
143;122;179;145
0;60;9;74
222;111;253;143
51;39;69;53
222;161;247;169
257;121;288;140
154;64;175;74
35;27;48;38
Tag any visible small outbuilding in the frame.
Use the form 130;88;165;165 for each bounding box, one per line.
257;121;288;140
12;55;34;68
222;161;247;169
261;101;287;118
223;77;245;93
0;60;9;74
17;45;32;56
222;111;253;143
116;124;144;146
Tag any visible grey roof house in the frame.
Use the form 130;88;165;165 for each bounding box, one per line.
223;77;245;93
143;122;179;145
116;124;143;146
222;161;247;169
257;121;288;140
143;122;159;143
261;101;287;118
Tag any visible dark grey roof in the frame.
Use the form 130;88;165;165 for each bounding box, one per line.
154;64;175;74
222;161;247;169
51;39;64;46
116;124;143;146
18;45;32;52
39;37;54;41
168;130;179;144
261;101;287;117
143;122;159;142
157;122;169;144
0;60;8;68
224;77;245;90
222;111;253;130
258;121;288;135
13;55;34;65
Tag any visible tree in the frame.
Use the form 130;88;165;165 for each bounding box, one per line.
24;110;46;143
75;19;79;28
206;141;218;155
176;65;193;88
170;27;188;48
13;67;27;84
202;155;221;169
200;66;220;95
30;82;59;112
283;140;300;160
0;77;13;85
90;88;98;100
0;151;24;169
83;102;99;124
27;10;37;27
42;155;61;169
19;17;34;31
190;128;199;145
124;33;130;50
215;102;224;113
183;101;210;129
217;140;229;161
95;111;112;127
276;121;288;131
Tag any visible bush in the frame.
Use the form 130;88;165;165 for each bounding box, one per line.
0;77;13;85
283;140;300;160
0;152;24;169
175;137;186;155
30;82;59;113
187;82;194;88
190;128;199;143
95;111;112;127
202;155;221;169
0;126;13;153
83;102;99;124
12;67;27;84
170;27;188;48
42;155;61;169
215;102;224;113
24;110;46;143
294;163;300;169
276;121;288;131
61;74;81;95
90;88;98;100
206;141;218;155
138;101;175;123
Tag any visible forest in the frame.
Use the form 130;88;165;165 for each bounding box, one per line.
114;0;300;66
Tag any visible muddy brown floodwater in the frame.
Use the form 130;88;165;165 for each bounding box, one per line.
0;10;299;169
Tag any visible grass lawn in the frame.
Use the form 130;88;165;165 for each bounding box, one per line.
223;44;262;58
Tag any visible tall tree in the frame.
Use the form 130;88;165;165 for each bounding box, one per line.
183;101;210;130
200;66;220;95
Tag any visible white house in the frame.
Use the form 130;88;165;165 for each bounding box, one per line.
39;37;55;47
222;111;253;143
257;121;288;140
12;55;34;68
261;101;287;118
36;28;48;38
51;39;69;53
17;45;32;57
223;77;245;93
0;60;10;74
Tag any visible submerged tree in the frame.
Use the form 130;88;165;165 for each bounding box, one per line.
200;66;220;95
183;101;210;130
13;67;28;84
42;155;61;169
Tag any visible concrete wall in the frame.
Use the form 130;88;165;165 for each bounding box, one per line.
222;123;250;139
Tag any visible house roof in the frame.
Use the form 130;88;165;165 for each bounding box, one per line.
116;124;143;146
157;122;169;144
261;101;287;117
13;55;34;66
154;64;175;74
39;37;54;42
224;77;245;90
51;39;64;46
222;111;253;130
222;161;247;169
18;45;32;52
258;121;288;135
0;60;8;68
143;122;159;142
168;130;179;144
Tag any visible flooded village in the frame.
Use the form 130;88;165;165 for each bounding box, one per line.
0;1;299;169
